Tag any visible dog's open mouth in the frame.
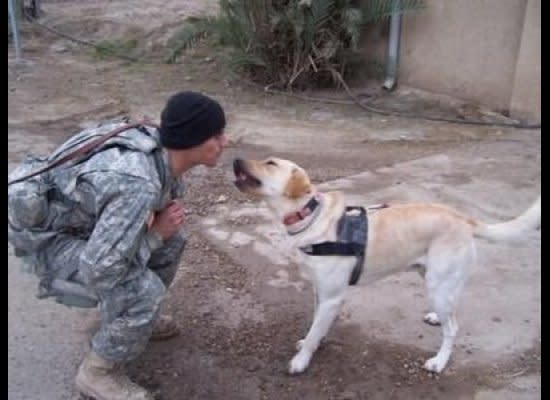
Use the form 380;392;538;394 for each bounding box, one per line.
233;159;262;190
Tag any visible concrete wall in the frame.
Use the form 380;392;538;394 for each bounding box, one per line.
400;0;528;112
509;0;541;121
360;0;540;122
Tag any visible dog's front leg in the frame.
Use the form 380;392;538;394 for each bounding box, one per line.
296;283;321;351
289;289;344;375
312;284;319;316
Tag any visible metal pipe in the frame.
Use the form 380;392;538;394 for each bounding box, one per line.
31;0;42;18
8;0;22;61
383;0;403;91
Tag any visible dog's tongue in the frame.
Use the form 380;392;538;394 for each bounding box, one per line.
234;172;247;186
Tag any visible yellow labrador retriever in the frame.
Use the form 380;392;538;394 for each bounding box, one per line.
233;157;541;375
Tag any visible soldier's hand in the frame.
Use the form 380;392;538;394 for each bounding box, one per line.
149;200;185;240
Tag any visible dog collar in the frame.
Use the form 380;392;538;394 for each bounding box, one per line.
284;194;323;235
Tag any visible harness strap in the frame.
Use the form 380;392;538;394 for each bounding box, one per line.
38;278;99;308
348;254;365;286
300;242;364;257
56;262;79;281
299;206;368;286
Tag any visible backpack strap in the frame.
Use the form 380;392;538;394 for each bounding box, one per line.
8;119;159;186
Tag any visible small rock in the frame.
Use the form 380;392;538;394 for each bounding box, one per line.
51;43;69;53
337;391;357;400
246;359;263;372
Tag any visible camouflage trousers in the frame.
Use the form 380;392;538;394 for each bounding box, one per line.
40;233;186;362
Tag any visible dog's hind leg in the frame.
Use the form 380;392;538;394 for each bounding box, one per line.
423;236;475;373
289;275;347;374
412;263;442;326
424;311;458;373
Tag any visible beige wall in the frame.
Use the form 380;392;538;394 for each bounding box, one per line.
510;0;541;121
400;0;527;112
367;0;540;121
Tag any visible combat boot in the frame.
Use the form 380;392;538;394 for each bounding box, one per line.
75;351;153;400
150;314;180;341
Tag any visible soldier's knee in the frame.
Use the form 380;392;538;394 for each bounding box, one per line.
140;269;167;304
164;235;187;262
149;235;186;269
115;269;167;320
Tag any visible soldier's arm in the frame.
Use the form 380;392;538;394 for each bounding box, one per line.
78;178;163;292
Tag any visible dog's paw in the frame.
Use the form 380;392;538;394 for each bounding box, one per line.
288;351;312;375
423;356;446;373
423;312;441;326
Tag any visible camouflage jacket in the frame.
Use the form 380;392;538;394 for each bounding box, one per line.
8;121;184;291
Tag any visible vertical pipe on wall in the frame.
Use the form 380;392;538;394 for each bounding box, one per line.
383;0;403;91
8;0;22;61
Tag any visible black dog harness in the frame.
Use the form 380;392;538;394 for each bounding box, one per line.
300;206;368;286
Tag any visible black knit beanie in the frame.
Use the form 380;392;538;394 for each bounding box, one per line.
159;91;226;149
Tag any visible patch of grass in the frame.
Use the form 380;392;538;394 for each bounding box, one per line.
92;38;140;61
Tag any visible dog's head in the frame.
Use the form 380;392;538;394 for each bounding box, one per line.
233;157;313;200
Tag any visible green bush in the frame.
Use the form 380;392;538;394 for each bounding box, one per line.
167;0;425;89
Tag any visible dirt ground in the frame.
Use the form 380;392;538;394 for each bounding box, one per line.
8;2;541;400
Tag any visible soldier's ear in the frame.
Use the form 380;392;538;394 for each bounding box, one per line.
146;211;155;229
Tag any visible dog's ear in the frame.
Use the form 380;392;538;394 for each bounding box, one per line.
284;168;312;199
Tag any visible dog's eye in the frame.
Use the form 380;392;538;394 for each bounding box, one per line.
266;160;277;166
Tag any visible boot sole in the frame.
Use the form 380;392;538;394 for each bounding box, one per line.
75;375;107;400
150;328;180;341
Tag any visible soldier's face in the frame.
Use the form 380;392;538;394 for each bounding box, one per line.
198;132;228;167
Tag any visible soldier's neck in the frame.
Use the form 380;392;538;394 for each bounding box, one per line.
166;148;198;178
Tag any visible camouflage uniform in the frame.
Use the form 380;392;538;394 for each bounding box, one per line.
8;121;186;362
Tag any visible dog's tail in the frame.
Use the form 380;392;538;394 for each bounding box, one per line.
473;195;541;242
